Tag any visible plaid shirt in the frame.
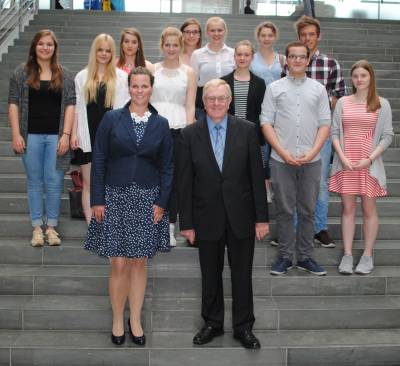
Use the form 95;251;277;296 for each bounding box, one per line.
283;50;345;106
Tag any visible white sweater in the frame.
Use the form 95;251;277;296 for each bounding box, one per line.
74;68;130;152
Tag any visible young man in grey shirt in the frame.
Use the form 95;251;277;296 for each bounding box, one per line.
260;41;331;275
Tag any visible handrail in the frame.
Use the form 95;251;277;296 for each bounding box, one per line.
0;0;39;61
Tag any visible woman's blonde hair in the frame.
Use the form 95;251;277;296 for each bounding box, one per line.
85;33;117;108
254;21;279;40
159;26;184;52
234;40;255;55
205;16;228;36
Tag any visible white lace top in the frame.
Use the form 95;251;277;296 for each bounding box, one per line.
150;63;189;130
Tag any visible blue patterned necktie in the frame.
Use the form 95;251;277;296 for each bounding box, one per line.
214;125;224;172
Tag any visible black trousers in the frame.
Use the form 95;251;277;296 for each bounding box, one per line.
169;128;181;223
198;218;255;332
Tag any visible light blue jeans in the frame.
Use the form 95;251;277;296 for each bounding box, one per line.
22;134;64;227
314;138;332;233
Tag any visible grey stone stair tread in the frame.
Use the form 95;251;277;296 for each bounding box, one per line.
2;264;400;278
1;329;400;349
0;237;398;249
3;294;400;311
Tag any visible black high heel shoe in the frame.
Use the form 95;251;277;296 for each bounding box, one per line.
127;318;146;346
111;332;125;346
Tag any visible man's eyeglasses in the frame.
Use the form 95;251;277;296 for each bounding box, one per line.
288;54;308;61
205;96;230;103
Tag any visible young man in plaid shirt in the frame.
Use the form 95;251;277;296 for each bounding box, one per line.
297;16;345;248
275;16;345;248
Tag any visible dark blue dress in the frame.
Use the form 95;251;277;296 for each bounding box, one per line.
84;113;170;258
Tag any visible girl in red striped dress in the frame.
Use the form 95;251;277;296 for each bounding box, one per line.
329;60;393;275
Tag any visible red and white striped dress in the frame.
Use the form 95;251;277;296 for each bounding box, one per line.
329;97;387;197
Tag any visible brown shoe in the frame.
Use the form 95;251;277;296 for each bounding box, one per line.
45;228;61;246
31;229;44;247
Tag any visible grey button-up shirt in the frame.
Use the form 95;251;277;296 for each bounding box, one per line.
260;75;331;163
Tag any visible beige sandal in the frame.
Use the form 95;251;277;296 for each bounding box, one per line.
45;228;61;246
31;230;44;247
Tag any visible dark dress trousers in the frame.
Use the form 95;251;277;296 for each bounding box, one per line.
221;71;266;145
178;114;268;332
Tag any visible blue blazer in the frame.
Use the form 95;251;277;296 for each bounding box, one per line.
90;102;174;209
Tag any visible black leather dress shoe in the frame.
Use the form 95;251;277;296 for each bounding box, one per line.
233;330;261;349
127;318;146;346
193;325;224;345
111;332;125;345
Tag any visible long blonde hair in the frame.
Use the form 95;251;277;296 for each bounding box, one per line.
84;33;116;108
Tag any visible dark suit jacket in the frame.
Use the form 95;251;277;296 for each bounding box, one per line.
91;103;174;209
221;71;266;145
178;114;268;241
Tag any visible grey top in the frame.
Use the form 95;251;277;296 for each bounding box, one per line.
330;96;393;189
8;64;76;171
260;75;331;163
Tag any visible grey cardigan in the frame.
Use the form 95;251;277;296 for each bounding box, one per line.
330;96;393;189
8;64;76;171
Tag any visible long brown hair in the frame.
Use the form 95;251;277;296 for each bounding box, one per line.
351;60;380;112
117;28;146;69
25;29;63;90
180;18;202;50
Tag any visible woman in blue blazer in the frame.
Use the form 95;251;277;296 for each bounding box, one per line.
84;67;174;346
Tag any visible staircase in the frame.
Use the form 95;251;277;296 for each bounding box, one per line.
0;10;400;366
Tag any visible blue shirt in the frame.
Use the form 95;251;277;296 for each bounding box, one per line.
207;114;228;169
250;51;283;87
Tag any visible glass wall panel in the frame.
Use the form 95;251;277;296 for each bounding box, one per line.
39;0;50;9
380;1;400;21
173;0;231;13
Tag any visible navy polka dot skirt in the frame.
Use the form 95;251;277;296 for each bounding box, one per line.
84;182;170;258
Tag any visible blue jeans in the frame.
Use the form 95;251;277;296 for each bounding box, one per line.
314;138;332;233
22;134;64;227
262;143;271;180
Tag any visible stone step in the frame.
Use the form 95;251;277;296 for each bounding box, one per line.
1;264;400;296
1;328;400;366
0;173;73;193
0;172;399;198
8;158;400;179
0;190;399;217
2;294;400;332
4;174;400;196
1;237;400;267
0;214;399;240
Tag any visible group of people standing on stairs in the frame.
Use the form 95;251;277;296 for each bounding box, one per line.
8;14;393;349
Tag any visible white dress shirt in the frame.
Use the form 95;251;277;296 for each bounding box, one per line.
190;43;235;87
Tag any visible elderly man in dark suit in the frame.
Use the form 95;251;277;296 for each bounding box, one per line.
178;79;269;349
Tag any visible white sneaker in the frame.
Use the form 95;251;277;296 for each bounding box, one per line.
169;223;177;247
355;256;374;275
338;255;353;275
